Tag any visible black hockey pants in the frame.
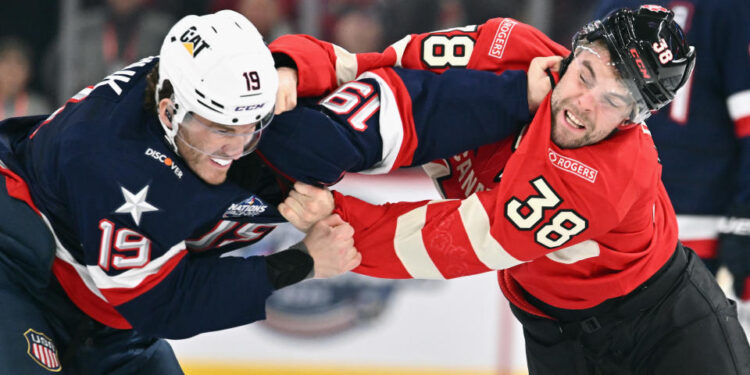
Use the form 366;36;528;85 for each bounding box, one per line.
511;243;750;375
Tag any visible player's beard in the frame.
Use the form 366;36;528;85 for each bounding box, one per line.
550;94;613;149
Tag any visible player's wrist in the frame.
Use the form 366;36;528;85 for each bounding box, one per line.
264;241;314;290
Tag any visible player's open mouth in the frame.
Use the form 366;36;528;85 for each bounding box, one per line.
564;110;586;130
210;157;232;168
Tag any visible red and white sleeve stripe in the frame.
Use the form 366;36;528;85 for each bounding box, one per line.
337;191;526;280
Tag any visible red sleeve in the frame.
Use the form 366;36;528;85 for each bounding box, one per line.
269;35;339;97
391;18;570;73
269;35;397;97
269;18;569;98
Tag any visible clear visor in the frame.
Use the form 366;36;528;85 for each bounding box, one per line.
174;106;274;159
571;45;650;123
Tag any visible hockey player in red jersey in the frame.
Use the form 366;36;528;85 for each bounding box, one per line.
274;6;750;374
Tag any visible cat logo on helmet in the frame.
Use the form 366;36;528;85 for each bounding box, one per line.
179;26;211;57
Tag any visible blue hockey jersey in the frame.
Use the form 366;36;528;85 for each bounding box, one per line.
0;56;530;338
595;0;750;258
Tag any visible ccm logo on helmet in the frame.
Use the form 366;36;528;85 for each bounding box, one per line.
180;26;211;57
145;148;184;179
629;48;651;79
235;103;265;112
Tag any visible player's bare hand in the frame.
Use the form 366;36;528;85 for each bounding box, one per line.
278;181;335;232
275;67;298;115
303;214;361;278
527;56;563;114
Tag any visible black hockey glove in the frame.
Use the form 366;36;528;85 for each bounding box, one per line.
718;203;750;301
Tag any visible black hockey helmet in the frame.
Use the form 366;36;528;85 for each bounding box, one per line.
560;4;696;123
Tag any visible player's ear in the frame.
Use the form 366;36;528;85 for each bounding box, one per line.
157;98;175;129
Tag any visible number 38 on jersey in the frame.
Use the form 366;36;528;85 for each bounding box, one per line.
505;177;588;248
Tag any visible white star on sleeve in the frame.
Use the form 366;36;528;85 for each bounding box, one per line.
115;185;159;225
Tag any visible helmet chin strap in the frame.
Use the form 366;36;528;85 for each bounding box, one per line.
545;68;558;89
545;51;575;89
155;94;184;156
157;114;181;156
558;52;574;78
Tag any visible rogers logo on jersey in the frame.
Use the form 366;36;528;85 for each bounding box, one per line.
548;149;598;183
145;148;183;179
488;18;517;60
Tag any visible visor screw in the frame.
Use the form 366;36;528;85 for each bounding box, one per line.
232;118;238;123
255;115;261;120
170;36;176;42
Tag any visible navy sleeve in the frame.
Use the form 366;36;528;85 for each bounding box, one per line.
258;105;375;185
116;253;274;339
258;68;530;185
396;68;530;166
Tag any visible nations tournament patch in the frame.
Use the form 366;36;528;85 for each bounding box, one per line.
24;329;61;372
223;195;268;218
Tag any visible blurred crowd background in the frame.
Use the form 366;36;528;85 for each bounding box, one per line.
0;0;598;117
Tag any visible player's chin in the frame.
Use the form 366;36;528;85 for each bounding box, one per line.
202;173;228;185
198;163;229;185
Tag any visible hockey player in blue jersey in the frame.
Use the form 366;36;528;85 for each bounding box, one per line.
0;8;539;374
0;10;363;374
595;0;750;333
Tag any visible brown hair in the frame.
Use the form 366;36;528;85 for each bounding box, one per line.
143;62;174;113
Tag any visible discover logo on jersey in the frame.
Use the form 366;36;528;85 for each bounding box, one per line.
145;148;183;179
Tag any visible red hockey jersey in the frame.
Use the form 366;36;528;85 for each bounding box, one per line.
334;96;678;314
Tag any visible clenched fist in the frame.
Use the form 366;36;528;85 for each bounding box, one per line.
303;213;361;278
527;56;563;114
279;181;335;232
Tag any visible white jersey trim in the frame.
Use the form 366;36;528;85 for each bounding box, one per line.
728;90;750;121
87;242;186;290
356;71;405;175
546;240;600;264
676;214;721;240
40;213;107;300
43;208;187;301
389;35;412;68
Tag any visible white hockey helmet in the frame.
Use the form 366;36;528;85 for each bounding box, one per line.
157;10;278;155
